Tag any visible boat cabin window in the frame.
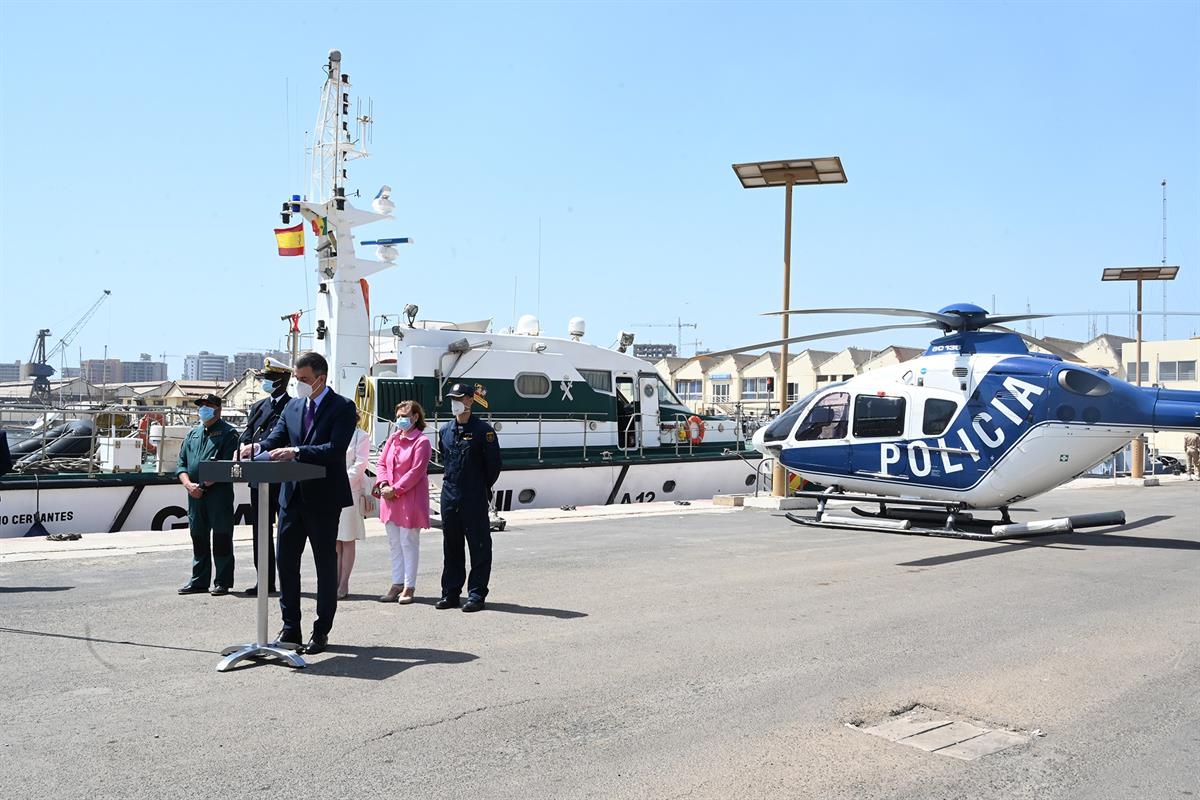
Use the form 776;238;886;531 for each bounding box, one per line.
657;377;686;407
922;398;959;436
578;369;613;394
616;376;637;405
515;373;552;398
853;394;906;438
615;376;638;448
794;392;849;441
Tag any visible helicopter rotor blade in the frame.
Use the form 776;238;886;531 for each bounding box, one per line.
696;321;945;361
761;307;961;327
980;313;1053;326
1022;311;1200;317
985;325;1083;362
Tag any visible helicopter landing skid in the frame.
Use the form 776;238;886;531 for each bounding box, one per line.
783;489;1124;541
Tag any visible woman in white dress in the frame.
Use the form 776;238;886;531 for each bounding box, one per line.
336;413;371;599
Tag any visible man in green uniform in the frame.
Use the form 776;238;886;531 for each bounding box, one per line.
176;393;240;596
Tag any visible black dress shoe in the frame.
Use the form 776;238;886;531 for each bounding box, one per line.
244;584;277;597
275;628;303;650
304;632;329;655
210;585;230;596
462;598;486;613
435;597;461;610
177;584;206;595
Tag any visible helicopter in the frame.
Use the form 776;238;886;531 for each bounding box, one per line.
701;303;1200;540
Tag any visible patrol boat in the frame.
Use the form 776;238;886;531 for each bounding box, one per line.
363;314;760;512
0;49;760;538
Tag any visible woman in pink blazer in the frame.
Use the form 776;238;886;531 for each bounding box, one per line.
373;400;432;604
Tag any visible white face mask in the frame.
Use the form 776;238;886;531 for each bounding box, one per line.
295;380;314;400
451;400;466;415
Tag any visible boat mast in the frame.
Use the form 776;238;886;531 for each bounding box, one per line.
294;49;393;396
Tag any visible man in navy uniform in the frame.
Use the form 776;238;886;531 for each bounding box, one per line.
436;382;502;612
237;357;292;596
240;351;356;655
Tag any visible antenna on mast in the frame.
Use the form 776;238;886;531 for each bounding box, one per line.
1161;178;1167;340
357;97;374;148
310;48;366;206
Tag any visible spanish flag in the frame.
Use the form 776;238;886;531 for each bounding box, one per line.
274;223;304;256
310;216;329;237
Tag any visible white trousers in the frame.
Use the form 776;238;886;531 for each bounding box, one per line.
384;522;421;587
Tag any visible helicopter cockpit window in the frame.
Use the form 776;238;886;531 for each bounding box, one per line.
921;398;959;436
853;395;907;438
794;392;849;441
761;389;817;442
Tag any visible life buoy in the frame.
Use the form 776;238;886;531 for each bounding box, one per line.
686;415;706;445
138;412;166;455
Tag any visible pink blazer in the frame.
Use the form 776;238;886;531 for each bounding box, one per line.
375;428;432;528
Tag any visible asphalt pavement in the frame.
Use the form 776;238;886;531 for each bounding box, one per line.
1;482;1197;800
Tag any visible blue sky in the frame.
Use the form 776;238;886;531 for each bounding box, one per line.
1;1;1197;377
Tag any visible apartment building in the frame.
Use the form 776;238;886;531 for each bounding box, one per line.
183;351;230;381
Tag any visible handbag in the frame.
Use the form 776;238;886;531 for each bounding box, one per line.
359;492;379;519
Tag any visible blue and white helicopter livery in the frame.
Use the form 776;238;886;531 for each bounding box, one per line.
708;303;1200;540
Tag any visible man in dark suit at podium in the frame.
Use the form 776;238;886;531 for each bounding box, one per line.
240;351;357;655
237;357;292;596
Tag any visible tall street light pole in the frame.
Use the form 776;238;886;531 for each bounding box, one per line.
733;157;847;496
1102;265;1179;479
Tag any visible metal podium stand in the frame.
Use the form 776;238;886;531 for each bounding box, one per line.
198;459;325;672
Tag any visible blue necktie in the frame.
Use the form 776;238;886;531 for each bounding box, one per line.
302;400;315;439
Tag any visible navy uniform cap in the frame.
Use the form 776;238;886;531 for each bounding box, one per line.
194;393;222;407
447;382;488;408
257;356;292;378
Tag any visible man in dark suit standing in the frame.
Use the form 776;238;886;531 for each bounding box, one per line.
240;351;357;655
237;357;292;596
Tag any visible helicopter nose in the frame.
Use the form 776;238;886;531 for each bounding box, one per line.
1153;388;1200;430
752;425;769;454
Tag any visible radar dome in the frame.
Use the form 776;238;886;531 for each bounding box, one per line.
568;317;586;340
516;315;541;336
372;185;395;215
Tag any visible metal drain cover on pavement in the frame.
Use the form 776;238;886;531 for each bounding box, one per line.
854;705;1032;761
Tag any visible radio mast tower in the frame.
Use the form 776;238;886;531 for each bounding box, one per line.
283;50;398;396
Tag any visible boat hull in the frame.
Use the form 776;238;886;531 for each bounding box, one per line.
0;480;252;539
0;455;760;538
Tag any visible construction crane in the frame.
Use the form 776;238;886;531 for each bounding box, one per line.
27;290;112;403
631;318;699;354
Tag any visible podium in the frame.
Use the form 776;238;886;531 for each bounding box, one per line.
198;459;325;672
